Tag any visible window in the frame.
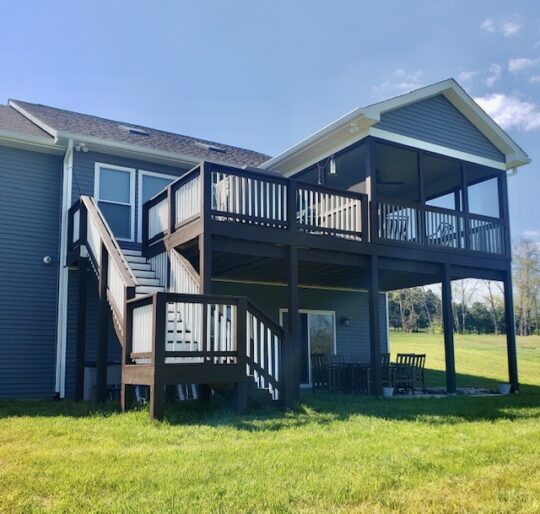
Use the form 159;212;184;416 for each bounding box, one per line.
138;170;177;241
95;164;135;240
467;164;500;218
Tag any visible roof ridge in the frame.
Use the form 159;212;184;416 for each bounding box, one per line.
9;99;271;160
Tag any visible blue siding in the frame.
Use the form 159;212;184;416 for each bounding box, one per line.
375;95;505;162
212;281;388;357
0;145;62;398
72;151;191;249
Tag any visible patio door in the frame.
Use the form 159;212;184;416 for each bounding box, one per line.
280;310;336;386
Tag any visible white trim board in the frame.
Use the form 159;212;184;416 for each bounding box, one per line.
369;127;507;171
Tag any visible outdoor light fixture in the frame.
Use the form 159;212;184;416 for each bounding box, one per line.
341;317;350;327
329;156;337;175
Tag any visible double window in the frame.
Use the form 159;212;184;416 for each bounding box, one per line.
95;164;176;242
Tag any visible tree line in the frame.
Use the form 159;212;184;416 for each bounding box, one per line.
388;238;540;336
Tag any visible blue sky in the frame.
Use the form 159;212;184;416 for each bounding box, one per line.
0;0;539;239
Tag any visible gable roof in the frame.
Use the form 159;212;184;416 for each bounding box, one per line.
0;105;55;141
261;78;530;174
7;100;271;168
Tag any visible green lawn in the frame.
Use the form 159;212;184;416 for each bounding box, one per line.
1;334;539;513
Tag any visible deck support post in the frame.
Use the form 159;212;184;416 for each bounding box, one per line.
150;293;166;420
368;254;382;396
235;298;248;414
199;232;212;403
285;244;300;407
75;256;88;402
441;263;457;394
503;270;519;392
96;243;109;403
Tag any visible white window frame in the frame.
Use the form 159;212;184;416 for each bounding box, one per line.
137;169;177;242
94;163;136;242
279;308;337;386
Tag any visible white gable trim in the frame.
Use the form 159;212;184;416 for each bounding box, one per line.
370;128;507;171
263;79;530;173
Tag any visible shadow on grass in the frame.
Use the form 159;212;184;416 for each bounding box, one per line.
1;369;539;430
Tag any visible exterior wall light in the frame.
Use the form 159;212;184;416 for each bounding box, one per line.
43;256;53;265
329;156;337;175
341;317;350;327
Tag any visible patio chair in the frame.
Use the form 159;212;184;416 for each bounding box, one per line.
428;221;455;247
384;214;409;241
310;352;329;393
381;352;392;388
395;353;427;393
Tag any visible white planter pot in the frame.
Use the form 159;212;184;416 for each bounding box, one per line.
382;387;394;398
498;383;511;395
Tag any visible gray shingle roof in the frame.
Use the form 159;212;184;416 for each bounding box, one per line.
9;100;271;167
0;105;54;140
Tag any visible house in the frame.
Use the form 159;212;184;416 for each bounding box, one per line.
0;79;529;418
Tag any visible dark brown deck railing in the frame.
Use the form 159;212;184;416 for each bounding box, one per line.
142;162;369;247
377;197;507;256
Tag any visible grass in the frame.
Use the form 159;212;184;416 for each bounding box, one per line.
0;333;539;513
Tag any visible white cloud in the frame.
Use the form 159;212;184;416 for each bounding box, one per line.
481;17;521;37
508;57;539;73
481;18;496;32
523;229;540;239
530;75;540;83
486;64;502;87
474;93;540;131
501;21;521;37
459;70;479;82
374;69;424;94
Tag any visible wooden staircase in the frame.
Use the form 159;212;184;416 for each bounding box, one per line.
68;195;284;419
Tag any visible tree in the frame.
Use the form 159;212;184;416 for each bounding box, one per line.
513;238;540;336
452;279;478;334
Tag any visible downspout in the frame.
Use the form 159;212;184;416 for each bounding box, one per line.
55;139;74;398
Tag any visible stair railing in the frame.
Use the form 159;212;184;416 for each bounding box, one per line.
68;196;137;336
170;249;200;294
246;300;283;400
126;293;283;400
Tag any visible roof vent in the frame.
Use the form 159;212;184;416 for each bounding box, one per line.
119;124;150;136
196;142;227;154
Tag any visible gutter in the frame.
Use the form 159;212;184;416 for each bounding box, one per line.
55;139;73;398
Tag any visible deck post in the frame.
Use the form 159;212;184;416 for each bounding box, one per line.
368;254;382;396
503;269;519;392
96;243;109;403
199;232;212;403
74;256;88;402
285;244;300;407
441;263;457;394
150;293;166;420
121;287;136;412
235;298;248;413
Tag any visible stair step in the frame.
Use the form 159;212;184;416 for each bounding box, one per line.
132;270;157;279
123;249;142;256
137;277;161;286
129;262;152;271
136;285;165;294
125;255;147;264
